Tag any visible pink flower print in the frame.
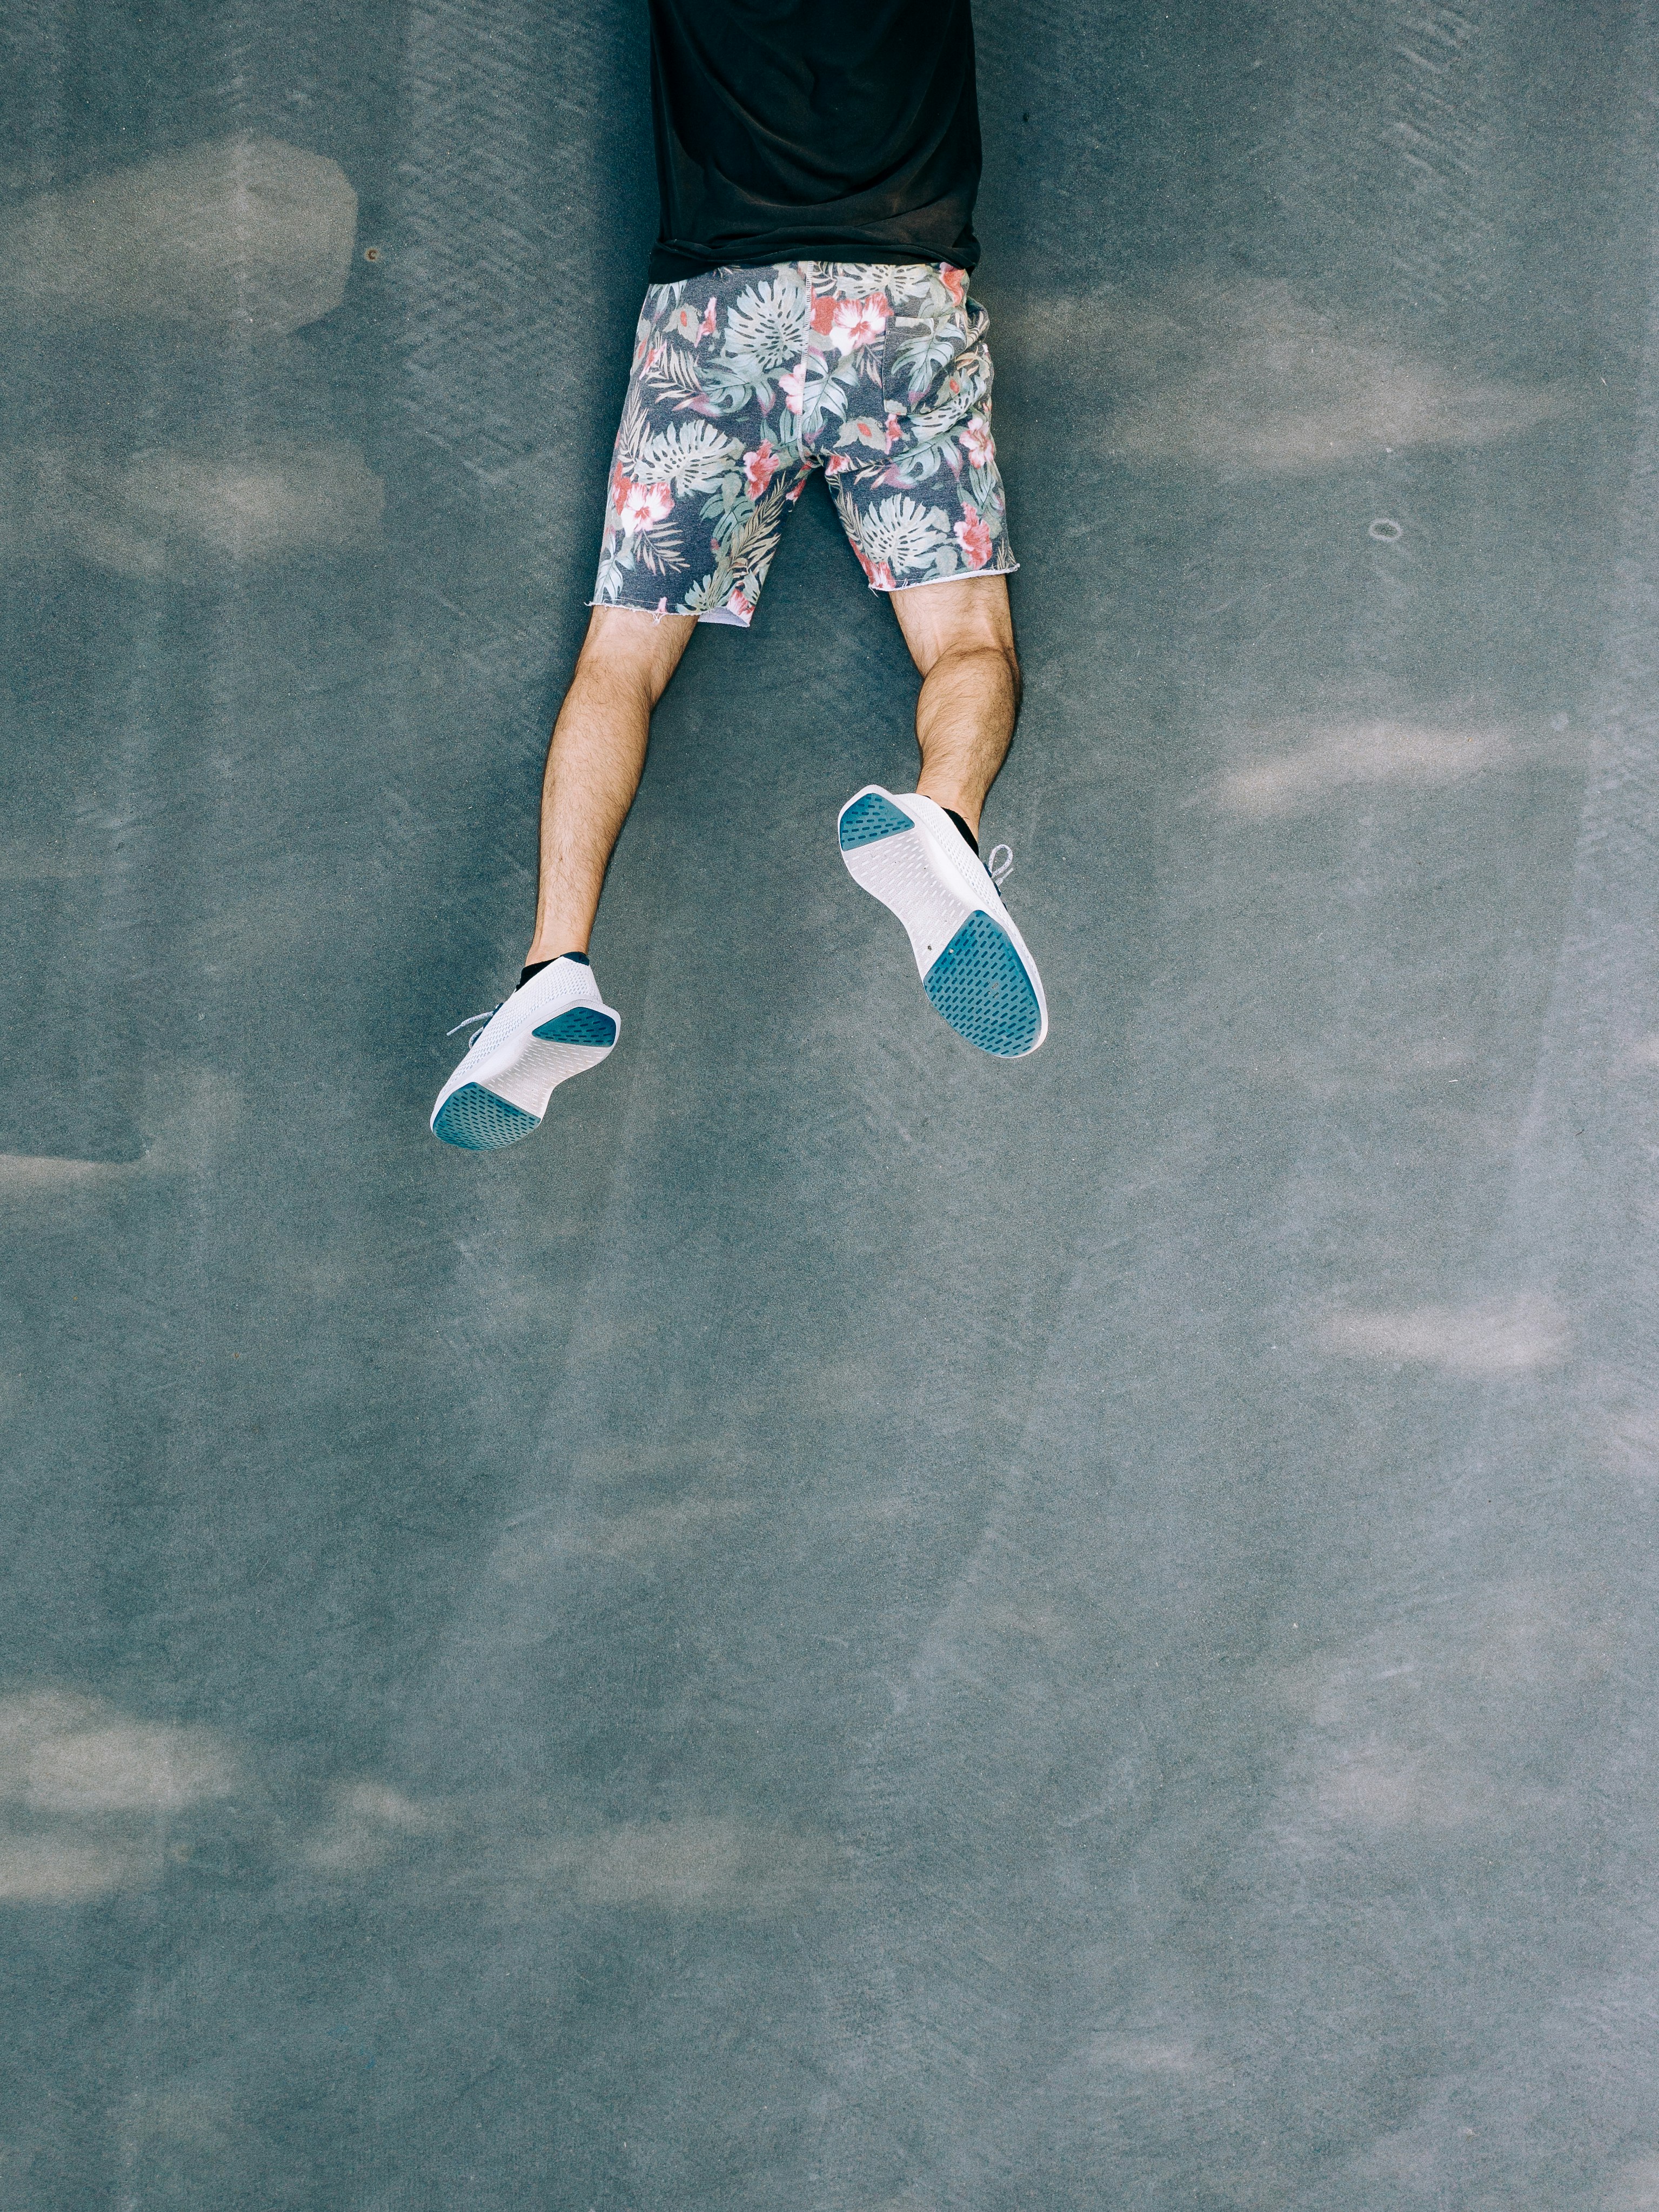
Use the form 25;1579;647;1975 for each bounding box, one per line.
670;304;698;339
743;441;780;498
953;503;993;570
939;264;967;304
960;416;995;469
809;295;839;337
824;452;851;476
829;292;891;355
725;586;753;622
698;297;718;339
615;474;674;532
883;413;902;453
845;416;895;453
852;542;897;592
779;363;808;416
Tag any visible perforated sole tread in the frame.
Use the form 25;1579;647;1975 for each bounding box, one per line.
536;1006;617;1046
432;1083;540;1151
838;790;913;849
923;910;1042;1056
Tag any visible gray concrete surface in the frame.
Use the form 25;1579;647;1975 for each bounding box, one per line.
4;1;1659;2205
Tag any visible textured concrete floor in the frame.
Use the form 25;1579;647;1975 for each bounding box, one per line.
5;2;1659;2206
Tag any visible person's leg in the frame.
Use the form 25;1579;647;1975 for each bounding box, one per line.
428;604;696;1148
526;605;697;962
889;573;1021;842
836;567;1045;1057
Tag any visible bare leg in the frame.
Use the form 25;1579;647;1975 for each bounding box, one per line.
889;573;1021;840
527;607;697;962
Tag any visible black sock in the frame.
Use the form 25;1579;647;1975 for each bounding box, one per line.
518;952;589;988
944;808;979;856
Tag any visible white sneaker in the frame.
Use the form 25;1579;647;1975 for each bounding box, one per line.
430;956;619;1150
837;787;1048;1057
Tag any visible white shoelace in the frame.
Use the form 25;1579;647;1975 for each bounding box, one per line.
987;844;1014;887
446;1006;500;1046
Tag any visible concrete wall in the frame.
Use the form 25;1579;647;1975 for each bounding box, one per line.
3;2;1658;2204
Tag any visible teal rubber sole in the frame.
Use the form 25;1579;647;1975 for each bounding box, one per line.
432;1084;541;1151
432;1005;619;1151
535;1006;616;1046
924;911;1042;1057
838;790;913;849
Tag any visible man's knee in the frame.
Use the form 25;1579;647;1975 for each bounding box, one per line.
576;605;697;704
934;632;1021;707
892;573;1017;683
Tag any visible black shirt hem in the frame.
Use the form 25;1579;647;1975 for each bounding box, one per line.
647;230;980;288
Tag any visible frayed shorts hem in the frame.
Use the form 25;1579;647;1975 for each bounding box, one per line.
867;563;1019;597
586;563;1018;633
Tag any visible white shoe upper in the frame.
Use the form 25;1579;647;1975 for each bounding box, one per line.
893;790;1023;935
431;955;616;1126
838;785;1048;1055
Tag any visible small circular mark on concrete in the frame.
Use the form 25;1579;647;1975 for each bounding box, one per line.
363;245;382;263
1368;516;1403;542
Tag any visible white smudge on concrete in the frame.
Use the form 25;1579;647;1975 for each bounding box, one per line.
1020;276;1578;473
0;1153;137;1193
1216;719;1518;816
1600;1396;1659;1481
0;134;357;339
1316;1293;1571;1374
1272;1582;1609;1844
0;1830;142;1902
0;441;385;574
1314;1742;1486;1827
497;1496;748;1579
1606;2157;1659;2211
1277;1582;1611;1730
0;1689;239;1902
302;1780;443;1872
516;1816;839;1913
116;2086;244;2163
0;1688;238;1814
1087;2035;1206;2074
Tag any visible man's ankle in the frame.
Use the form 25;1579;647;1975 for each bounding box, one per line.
942;807;979;854
916;784;981;843
520;950;591;988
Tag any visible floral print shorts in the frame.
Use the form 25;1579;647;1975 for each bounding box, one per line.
591;260;1015;627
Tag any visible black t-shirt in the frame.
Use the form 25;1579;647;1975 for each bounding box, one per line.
646;0;982;284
